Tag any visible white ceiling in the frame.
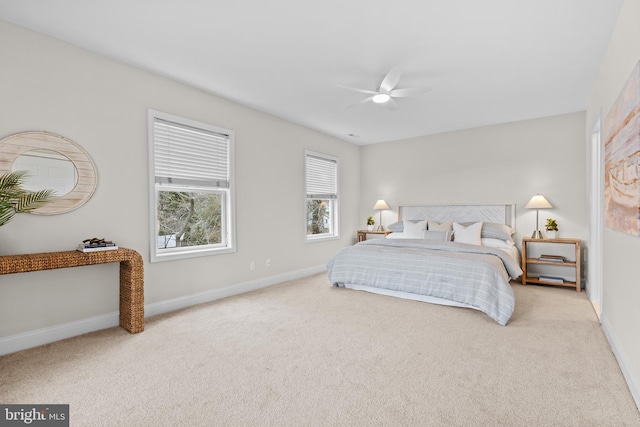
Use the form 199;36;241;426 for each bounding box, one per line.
0;1;623;145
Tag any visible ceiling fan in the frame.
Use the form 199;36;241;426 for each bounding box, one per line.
338;67;432;110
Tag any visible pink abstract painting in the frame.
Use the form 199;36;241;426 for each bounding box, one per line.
605;61;640;236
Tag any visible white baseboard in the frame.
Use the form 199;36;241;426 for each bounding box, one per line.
601;315;640;412
144;264;326;317
0;312;120;356
0;265;326;356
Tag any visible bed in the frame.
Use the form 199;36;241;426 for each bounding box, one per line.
327;204;523;325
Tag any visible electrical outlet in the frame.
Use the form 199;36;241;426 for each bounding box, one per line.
266;258;271;268
250;261;256;271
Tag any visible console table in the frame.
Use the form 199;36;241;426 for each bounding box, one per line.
0;248;144;333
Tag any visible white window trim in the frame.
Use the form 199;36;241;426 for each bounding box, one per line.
304;149;340;242
148;109;236;262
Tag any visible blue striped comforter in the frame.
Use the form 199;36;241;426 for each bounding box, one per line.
327;239;523;325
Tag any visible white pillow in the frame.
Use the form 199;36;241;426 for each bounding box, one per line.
385;232;405;239
428;220;453;231
453;222;483;246
403;219;427;238
481;238;514;249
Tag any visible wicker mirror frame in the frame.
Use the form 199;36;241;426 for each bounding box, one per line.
0;131;97;215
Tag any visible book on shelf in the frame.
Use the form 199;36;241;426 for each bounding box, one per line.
538;275;564;284
76;244;118;253
538;254;565;262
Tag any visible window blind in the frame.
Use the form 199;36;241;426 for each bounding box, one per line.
306;153;337;199
154;118;230;188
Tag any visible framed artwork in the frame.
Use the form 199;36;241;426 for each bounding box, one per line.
604;60;640;235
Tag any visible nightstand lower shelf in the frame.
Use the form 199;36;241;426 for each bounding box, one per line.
523;277;579;289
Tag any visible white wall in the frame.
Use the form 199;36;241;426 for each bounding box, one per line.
586;0;640;408
0;21;360;344
359;112;588;248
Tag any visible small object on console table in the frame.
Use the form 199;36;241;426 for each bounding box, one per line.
77;237;118;252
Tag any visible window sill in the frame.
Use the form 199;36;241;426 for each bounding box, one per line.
151;246;236;263
305;234;339;243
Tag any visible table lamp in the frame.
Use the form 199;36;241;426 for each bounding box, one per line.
373;199;390;231
525;194;552;239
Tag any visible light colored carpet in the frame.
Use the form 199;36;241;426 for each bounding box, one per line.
1;273;639;426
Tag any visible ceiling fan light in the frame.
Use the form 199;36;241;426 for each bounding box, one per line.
372;93;391;103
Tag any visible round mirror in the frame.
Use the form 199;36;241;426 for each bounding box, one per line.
0;131;97;215
12;149;78;197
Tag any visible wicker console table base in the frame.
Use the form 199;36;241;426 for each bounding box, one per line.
0;248;144;333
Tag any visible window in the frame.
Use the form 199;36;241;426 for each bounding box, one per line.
148;110;235;262
305;150;339;241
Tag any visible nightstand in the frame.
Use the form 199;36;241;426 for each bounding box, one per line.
357;230;392;242
521;238;581;291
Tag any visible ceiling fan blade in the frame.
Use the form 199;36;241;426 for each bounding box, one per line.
384;98;399;111
379;67;402;93
346;96;375;109
389;87;433;98
337;84;378;95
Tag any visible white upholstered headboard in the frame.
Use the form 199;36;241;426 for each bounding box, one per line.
397;204;516;228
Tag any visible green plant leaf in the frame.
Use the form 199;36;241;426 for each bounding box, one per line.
0;171;28;191
0;171;55;226
14;189;56;212
0;201;16;227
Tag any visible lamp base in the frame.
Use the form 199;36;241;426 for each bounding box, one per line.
377;226;384;231
531;230;544;239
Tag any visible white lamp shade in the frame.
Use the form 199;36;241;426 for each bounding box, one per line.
373;199;390;210
525;194;552;209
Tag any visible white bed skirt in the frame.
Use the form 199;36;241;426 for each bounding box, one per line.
341;283;477;310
